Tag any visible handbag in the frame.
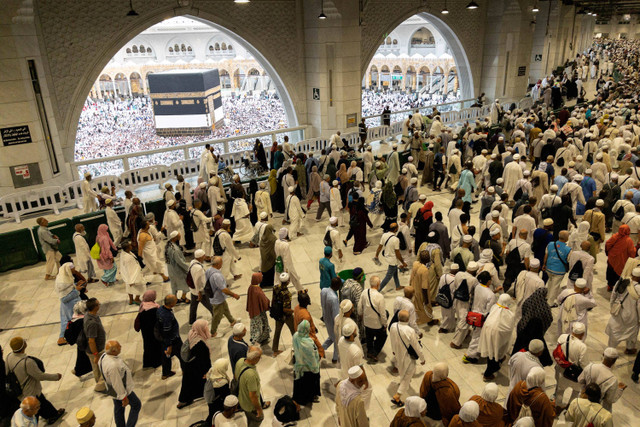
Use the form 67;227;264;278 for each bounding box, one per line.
465;311;485;327
90;243;101;260
561;335;583;382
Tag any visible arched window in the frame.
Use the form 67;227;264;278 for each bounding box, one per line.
168;47;174;53
222;43;227;50
146;47;152;53
386;37;392;45
139;45;144;52
215;43;220;50
132;45;138;53
393;39;398;44
411;28;436;46
174;44;179;52
126;48;132;54
187;46;192;52
209;45;214;51
181;44;186;52
228;45;233;51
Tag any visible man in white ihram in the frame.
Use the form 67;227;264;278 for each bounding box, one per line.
389;309;425;406
213;219;242;282
578;347;627;413
105;199;123;246
553;321;588;404
285;186;305;238
81;172;99;213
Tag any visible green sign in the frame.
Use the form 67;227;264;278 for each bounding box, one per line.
392;75;403;80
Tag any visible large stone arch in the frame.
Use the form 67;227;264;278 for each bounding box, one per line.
361;4;481;101
34;3;302;163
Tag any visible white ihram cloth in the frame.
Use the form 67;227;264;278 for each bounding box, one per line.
512;271;545;325
163;210;186;246
81;179;98;213
605;282;640;348
119;251;145;296
578;363;623;412
105;206;123;245
479;301;515;360
502;161;523;200
389;321;425;396
231;199;253;243
72;231;94;277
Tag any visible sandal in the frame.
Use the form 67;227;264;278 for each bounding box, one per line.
261;401;271;409
390;398;404;407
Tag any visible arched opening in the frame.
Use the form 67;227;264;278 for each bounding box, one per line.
362;12;473;118
369;66;378;90
73;15;297;174
129;72;143;96
391;65;403;90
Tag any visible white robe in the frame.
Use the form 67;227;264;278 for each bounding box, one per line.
163;209;186;246
81;180;98;213
119;251;145;296
138;232;163;274
274;239;301;291
578;363;623;412
389;321;425;396
337;335;364;379
231;199;253;243
605;283;640;347
387;151;401;184
254;189;272;217
512;270;544;325
479;303;515;360
191;209;211;245
557;289;597;336
176;182;192;208
72;232;94;277
105;206;122;245
567;250;595;288
507;351;542;399
502;162;523;200
330;187;343;226
217;229;240;281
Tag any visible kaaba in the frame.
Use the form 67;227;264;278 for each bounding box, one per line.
148;69;224;136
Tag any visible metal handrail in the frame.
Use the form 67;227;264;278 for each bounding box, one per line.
361;97;476;120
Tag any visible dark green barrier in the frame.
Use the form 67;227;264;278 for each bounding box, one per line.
0;229;41;272
32;218;76;261
144;199;166;228
73;211;107;247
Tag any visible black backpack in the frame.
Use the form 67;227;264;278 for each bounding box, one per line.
190;211;199;233
5;359;25;401
436;278;454;308
568;259;584;282
615;204;626;221
398;232;407;251
503;245;525;291
213;231;225;256
273;395;300;423
479;227;492;248
270;288;285;321
323;230;333;247
453;251;467;272
513;187;523;202
453;278;470;302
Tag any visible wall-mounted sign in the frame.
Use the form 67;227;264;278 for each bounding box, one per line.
1;125;32;146
10;163;43;188
312;88;320;100
534;54;543;62
517;66;527;76
346;113;357;128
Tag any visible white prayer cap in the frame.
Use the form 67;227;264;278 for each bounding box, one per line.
169;231;179;240
392;143;398;149
260;212;268;220
222;219;231;225
632;267;640;277
340;299;353;312
342;322;356;337
568;161;575;167
550;184;558;192
166;200;175;207
459;401;480;423
330;216;338;225
463;235;473;243
523;170;530;176
164;182;172;189
194;249;205;259
604;347;619;359
491;210;500;218
333;180;339;186
487;186;495;193
576;155;583;161
490;228;501;236
288;186;295;193
575;278;587;288
498;136;504;141
84;172;92;178
611;173;619;180
490;154;497;159
366;146;372;151
497;178;504;184
450;263;459;270
279;272;290;282
418;194;426;200
375;161;381;167
482;248;493;257
585;168;592;174
410;177;418;184
375;181;383;188
408;156;414;161
528;339;544;353
574;174;583;181
402;168;408;174
543;218;554;226
585;133;593;138
467;261;479;271
224;395;239;407
596;199;604;207
529;258;540;268
481;149;488;154
513;154;521;160
232;323;246;335
199;182;207;188
596;153;603;160
572;322;586;334
348;366;363;379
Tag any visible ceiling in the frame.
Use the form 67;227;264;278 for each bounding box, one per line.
566;0;640;19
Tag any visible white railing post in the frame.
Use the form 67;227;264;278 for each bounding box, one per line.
122;157;130;172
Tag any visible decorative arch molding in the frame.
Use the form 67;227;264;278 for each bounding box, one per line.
361;7;478;100
35;3;301;160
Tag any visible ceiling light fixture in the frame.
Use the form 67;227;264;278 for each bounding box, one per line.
234;0;250;3
318;0;327;19
127;0;139;16
441;0;449;14
532;4;539;13
466;1;479;10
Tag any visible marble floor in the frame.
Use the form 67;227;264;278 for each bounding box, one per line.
2;172;640;427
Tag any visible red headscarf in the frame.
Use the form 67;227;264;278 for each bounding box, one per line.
420;201;434;220
247;273;270;318
605;224;636;275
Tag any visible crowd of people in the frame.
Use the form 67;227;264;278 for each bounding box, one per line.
75;93;288;177
6;37;640;427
